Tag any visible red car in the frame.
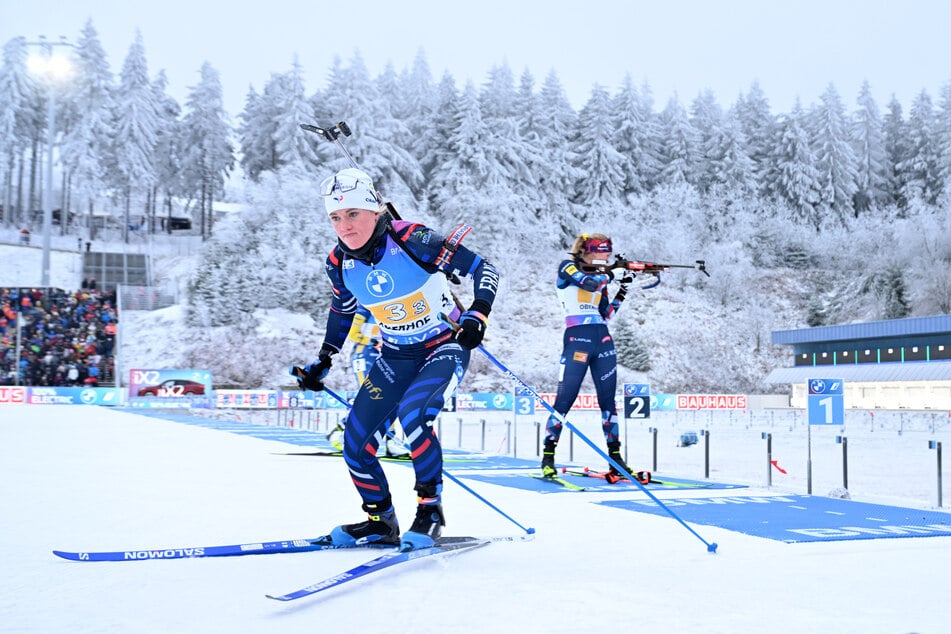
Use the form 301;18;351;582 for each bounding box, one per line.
137;379;206;397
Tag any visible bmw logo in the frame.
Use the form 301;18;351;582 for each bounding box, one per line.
365;270;394;297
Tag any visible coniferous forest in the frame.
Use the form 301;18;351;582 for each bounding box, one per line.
2;22;950;393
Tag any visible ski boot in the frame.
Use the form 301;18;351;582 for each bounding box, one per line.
323;497;400;547
326;422;344;452
385;430;411;458
606;441;637;483
540;439;558;478
400;483;445;551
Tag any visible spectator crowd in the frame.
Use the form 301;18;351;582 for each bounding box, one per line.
0;287;118;387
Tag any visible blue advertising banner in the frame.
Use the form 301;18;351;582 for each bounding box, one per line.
216;390;280;409
651;394;678;410
455;393;513;411
25;387;121;406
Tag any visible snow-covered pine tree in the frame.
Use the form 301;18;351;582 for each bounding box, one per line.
773;100;822;231
0;37;36;228
60;21;114;237
808;84;859;224
571;84;626;220
850;80;888;214
901;90;942;205
150;71;183;233
181;62;234;239
656;95;700;188
111;31;159;243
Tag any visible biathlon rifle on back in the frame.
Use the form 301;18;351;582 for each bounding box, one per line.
300;120;469;284
300;121;404;222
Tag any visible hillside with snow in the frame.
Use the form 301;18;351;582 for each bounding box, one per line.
4;184;949;397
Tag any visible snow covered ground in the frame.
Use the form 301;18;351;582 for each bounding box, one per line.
2;404;950;634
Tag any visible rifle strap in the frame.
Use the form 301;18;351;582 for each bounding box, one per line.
434;223;472;269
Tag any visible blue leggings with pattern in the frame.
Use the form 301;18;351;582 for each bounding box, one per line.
544;323;619;444
342;338;469;505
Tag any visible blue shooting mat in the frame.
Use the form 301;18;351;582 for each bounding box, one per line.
598;494;951;543
458;470;746;494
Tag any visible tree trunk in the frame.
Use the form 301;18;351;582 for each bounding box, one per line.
16;153;25;226
88;199;97;242
165;190;172;235
123;187;130;244
145;188;153;234
2;166;12;229
61;170;69;235
28;139;38;224
207;178;214;237
200;180;207;241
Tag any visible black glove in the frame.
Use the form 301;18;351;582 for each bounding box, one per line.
615;284;629;303
293;347;335;391
455;301;490;350
618;273;635;285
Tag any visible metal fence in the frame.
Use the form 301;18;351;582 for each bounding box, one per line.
188;405;951;509
117;285;179;311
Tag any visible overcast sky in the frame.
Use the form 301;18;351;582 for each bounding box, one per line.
3;0;950;119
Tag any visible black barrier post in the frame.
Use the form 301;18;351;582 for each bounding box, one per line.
762;432;772;487
648;427;658;472
930;440;943;508
836;435;848;490
702;429;710;479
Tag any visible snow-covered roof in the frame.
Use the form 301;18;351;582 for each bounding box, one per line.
772;314;951;345
764;361;951;384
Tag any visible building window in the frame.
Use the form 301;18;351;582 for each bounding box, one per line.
795;353;813;366
881;347;901;362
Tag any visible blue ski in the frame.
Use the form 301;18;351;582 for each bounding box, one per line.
53;534;532;563
52;536;390;562
266;537;490;602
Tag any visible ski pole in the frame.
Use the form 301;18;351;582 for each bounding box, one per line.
294;373;535;536
437;316;717;553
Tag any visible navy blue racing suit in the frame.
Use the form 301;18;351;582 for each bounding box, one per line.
320;220;499;507
544;258;626;445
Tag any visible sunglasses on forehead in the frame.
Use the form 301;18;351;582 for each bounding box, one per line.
318;173;376;198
